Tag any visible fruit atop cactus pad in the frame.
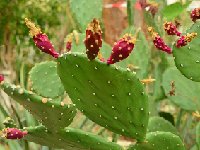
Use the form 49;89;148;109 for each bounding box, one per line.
107;34;136;64
65;33;73;52
84;19;102;60
191;8;200;22
1;128;27;139
163;21;181;36
148;27;172;54
0;74;4;83
25;18;59;58
176;32;197;48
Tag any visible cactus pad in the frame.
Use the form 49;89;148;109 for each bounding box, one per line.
173;21;200;82
0;82;76;132
24;125;122;150
147;117;179;136
128;131;186;150
67;0;102;32
57;53;149;140
29;61;65;98
162;67;200;111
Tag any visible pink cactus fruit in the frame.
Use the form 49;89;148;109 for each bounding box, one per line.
84;19;102;60
25;18;59;58
191;8;200;22
163;21;181;36
65;33;73;52
176;32;197;48
0;74;4;83
148;27;172;54
1;128;27;139
107;34;136;64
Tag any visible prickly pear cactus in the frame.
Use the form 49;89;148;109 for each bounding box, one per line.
0;82;76;132
147;117;179;136
29;61;65;98
67;0;102;32
24;125;122;150
173;21;200;82
57;52;149;141
162;67;200;111
128;131;186;150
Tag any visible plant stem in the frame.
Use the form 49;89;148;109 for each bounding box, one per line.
79;118;89;129
176;109;184;128
127;0;134;26
112;133;119;142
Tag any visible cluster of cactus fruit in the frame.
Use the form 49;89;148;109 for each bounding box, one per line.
1;5;200;150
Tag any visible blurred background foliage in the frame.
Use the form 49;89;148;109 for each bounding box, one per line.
0;0;200;149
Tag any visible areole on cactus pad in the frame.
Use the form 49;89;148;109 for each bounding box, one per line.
57;52;149;141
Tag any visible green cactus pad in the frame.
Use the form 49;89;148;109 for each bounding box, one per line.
24;125;122;150
173;21;200;82
29;61;65;98
147;117;179;136
118;27;151;79
67;0;102;32
128;131;186;150
0;82;76;132
162;67;200;111
57;53;149;140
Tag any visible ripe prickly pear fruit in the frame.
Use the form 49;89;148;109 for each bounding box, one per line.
25;18;59;58
84;19;102;60
191;8;200;22
148;27;172;54
176;32;197;48
107;34;136;64
0;74;4;83
65;33;73;52
163;21;181;36
1;128;27;139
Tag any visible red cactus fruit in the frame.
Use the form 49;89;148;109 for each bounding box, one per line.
163;22;181;36
25;18;59;58
107;34;136;64
84;19;102;60
65;33;73;52
148;27;172;54
0;74;4;83
176;32;197;48
1;128;27;139
191;8;200;22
